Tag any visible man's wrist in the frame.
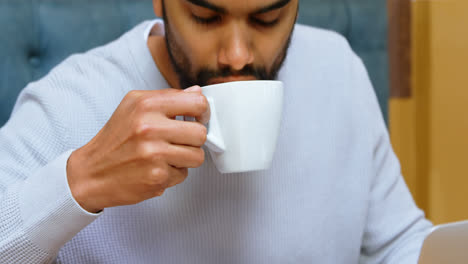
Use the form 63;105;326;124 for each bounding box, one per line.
19;150;102;253
66;149;103;213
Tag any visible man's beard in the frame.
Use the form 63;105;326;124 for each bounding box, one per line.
161;0;295;89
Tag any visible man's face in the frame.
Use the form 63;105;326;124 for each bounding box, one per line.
156;0;298;88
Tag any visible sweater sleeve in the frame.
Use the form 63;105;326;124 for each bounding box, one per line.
0;84;101;263
349;54;433;263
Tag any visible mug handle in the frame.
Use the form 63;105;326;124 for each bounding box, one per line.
204;97;225;153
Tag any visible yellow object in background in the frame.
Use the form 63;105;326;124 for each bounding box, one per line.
390;0;468;224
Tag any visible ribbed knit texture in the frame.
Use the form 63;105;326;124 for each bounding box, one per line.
0;185;53;263
0;20;432;263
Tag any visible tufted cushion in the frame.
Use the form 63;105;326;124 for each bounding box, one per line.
0;0;388;127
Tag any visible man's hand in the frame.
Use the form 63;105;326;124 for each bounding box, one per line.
66;86;209;213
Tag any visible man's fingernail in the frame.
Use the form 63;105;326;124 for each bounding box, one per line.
184;85;201;92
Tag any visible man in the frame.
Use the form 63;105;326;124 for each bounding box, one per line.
0;0;432;263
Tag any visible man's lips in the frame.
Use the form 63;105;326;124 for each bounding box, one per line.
208;76;257;85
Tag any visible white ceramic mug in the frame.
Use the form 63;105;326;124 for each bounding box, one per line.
200;80;284;173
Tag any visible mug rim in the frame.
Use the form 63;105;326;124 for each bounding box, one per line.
201;80;282;90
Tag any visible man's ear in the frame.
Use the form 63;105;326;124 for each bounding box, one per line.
153;0;163;18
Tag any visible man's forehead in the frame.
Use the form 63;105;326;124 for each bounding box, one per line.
184;0;293;14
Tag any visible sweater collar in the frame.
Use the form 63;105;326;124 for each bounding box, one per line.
125;19;170;91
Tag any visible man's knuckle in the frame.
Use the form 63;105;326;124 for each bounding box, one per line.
155;168;170;183
136;143;154;159
146;167;168;186
136;96;156;112
126;90;141;100
134;122;151;137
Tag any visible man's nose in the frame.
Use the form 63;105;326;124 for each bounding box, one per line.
218;23;254;71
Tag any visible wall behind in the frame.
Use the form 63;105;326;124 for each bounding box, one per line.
390;0;468;224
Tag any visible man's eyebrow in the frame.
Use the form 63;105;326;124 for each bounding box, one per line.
252;0;292;15
185;0;227;14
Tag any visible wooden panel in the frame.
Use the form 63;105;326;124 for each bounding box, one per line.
391;0;468;224
387;0;412;98
428;0;468;224
389;0;431;215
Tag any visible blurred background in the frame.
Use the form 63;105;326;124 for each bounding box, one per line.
0;0;466;225
389;0;468;225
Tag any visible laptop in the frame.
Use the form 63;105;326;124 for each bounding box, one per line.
418;220;468;264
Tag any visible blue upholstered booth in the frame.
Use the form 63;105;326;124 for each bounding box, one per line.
0;0;389;127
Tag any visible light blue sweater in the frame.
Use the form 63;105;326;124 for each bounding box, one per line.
0;20;432;263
